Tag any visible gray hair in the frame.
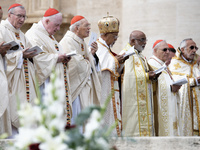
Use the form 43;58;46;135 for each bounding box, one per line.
8;6;25;14
69;19;82;32
42;12;62;23
180;38;193;49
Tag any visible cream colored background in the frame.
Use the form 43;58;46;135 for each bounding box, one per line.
1;0;200;59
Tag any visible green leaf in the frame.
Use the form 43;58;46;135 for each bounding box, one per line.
75;106;101;125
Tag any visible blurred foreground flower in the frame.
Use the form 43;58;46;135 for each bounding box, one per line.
9;71;116;150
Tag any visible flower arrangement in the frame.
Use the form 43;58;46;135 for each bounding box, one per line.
9;72;116;150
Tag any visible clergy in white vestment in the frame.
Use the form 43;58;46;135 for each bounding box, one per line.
0;43;12;136
96;15;127;136
169;38;200;136
121;30;160;137
25;8;72;126
148;40;181;136
59;16;101;126
0;3;38;137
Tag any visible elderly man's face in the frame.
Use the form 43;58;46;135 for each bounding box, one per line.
181;40;198;61
8;7;26;29
154;41;169;62
0;9;3;21
46;15;62;35
134;34;147;52
104;32;118;47
77;19;91;39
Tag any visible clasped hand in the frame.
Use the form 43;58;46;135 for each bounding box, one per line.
23;48;37;58
148;71;161;81
57;53;71;64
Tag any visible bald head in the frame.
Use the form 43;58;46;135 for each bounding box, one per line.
129;30;147;53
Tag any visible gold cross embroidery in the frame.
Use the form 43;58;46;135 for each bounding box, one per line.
142;115;146;121
141;129;148;136
173;63;181;70
135;61;140;67
139;93;145;100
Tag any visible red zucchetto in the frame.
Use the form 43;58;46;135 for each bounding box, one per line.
153;39;164;48
71;15;84;25
168;43;174;49
8;3;22;11
44;8;59;17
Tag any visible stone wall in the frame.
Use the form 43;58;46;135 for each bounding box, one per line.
121;0;200;59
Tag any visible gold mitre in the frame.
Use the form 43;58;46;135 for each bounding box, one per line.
98;14;120;34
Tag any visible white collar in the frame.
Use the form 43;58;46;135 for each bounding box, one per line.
181;55;192;63
99;37;109;48
38;20;46;30
151;55;165;65
6;19;20;31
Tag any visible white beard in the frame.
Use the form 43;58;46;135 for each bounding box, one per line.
109;41;116;48
137;45;144;53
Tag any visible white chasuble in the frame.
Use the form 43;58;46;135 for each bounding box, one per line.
96;37;121;136
25;21;72;126
169;52;200;136
122;43;154;137
148;55;180;136
0;19;37;128
0;55;12;136
59;31;101;108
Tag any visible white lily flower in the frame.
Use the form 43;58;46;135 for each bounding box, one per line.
54;78;65;98
43;83;54;104
76;146;86;150
15;128;35;149
12;71;111;150
60;131;70;142
48;118;65;132
39;136;68;150
18;104;41;127
95;137;109;149
47;101;64;117
84;110;101;139
33;126;51;143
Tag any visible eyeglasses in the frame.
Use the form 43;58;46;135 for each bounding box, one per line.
11;13;27;20
189;45;198;50
161;48;169;52
168;48;176;53
135;38;147;42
